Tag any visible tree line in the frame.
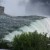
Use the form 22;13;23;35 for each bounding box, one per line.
0;31;50;50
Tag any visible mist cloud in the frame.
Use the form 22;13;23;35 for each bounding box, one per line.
4;0;29;16
26;1;50;16
3;0;50;16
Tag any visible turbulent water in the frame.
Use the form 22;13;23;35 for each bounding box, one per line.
0;0;50;42
4;17;50;41
0;14;50;41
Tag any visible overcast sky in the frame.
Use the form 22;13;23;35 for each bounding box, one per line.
1;0;50;16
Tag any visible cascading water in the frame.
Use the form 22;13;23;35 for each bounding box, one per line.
0;0;50;41
4;17;50;41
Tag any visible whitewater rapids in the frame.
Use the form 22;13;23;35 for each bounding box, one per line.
4;17;50;41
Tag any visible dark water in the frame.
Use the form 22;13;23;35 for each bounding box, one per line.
0;14;45;38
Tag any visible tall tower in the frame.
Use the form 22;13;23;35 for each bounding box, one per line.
0;0;4;15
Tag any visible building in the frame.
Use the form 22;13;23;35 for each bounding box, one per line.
0;6;4;15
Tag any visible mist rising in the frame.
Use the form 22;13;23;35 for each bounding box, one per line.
2;0;50;16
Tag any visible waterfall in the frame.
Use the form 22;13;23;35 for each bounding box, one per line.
4;17;50;41
2;0;50;41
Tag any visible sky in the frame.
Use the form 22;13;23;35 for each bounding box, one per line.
0;0;50;16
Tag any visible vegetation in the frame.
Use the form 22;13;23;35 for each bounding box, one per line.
0;39;9;49
0;38;12;49
0;31;50;50
12;31;50;50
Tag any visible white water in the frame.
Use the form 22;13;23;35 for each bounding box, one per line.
4;18;50;41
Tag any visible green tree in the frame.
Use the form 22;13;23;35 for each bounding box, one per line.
12;31;48;50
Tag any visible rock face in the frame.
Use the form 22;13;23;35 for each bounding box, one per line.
0;6;4;15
